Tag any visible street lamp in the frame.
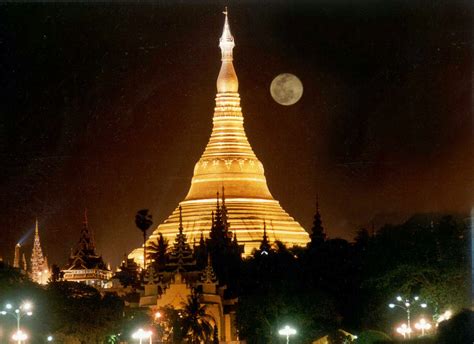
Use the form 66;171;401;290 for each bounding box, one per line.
414;318;432;336
132;328;152;344
278;325;296;344
12;330;28;343
47;335;54;341
1;302;33;344
396;323;412;339
388;295;427;338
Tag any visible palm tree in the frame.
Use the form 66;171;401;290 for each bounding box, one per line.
146;233;169;269
181;290;214;343
135;209;153;269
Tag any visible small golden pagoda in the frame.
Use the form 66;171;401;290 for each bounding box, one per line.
131;10;309;264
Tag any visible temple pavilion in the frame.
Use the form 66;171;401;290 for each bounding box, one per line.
62;211;112;288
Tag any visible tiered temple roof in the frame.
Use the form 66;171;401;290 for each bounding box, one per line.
62;211;111;287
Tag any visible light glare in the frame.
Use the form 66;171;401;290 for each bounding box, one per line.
132;328;152;340
278;325;297;336
12;330;28;341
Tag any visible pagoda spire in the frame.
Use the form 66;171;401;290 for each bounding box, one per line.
168;209;195;271
78;209;95;253
200;253;218;284
259;220;271;254
309;195;326;249
221;186;229;233
217;7;238;93
178;205;184;234
199;231;205;246
214;191;223;227
31;219;49;284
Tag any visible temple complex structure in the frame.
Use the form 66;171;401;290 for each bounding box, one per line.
138;206;239;342
62;211;112;288
130;10;309;265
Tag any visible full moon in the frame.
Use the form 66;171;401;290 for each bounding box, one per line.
270;73;303;106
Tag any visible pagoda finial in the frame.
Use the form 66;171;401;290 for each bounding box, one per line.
35;218;39;234
217;7;238;93
83;208;88;225
179;205;183;234
78;209;95;252
200;253;217;284
200;230;205;245
260;220;271;254
220;7;233;50
309;197;326;248
216;191;221;215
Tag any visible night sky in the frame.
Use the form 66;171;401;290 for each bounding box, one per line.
0;1;471;267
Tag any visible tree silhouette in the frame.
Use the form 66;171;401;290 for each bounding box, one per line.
146;232;169;270
135;209;153;269
181;289;214;343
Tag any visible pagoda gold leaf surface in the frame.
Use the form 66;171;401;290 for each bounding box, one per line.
130;13;309;264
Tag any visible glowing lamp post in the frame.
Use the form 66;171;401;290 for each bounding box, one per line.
1;302;33;344
388;295;427;338
414;318;432;336
278;325;296;344
396;323;412;339
132;328;152;344
12;330;28;343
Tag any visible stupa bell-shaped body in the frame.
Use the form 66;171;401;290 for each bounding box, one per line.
130;11;309;264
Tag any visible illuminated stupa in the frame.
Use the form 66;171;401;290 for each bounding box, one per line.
131;11;309;264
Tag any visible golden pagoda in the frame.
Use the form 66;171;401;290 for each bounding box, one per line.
130;10;309;264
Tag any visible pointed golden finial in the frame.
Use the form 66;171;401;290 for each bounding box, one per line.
35;218;39;234
217;6;238;93
219;7;234;54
